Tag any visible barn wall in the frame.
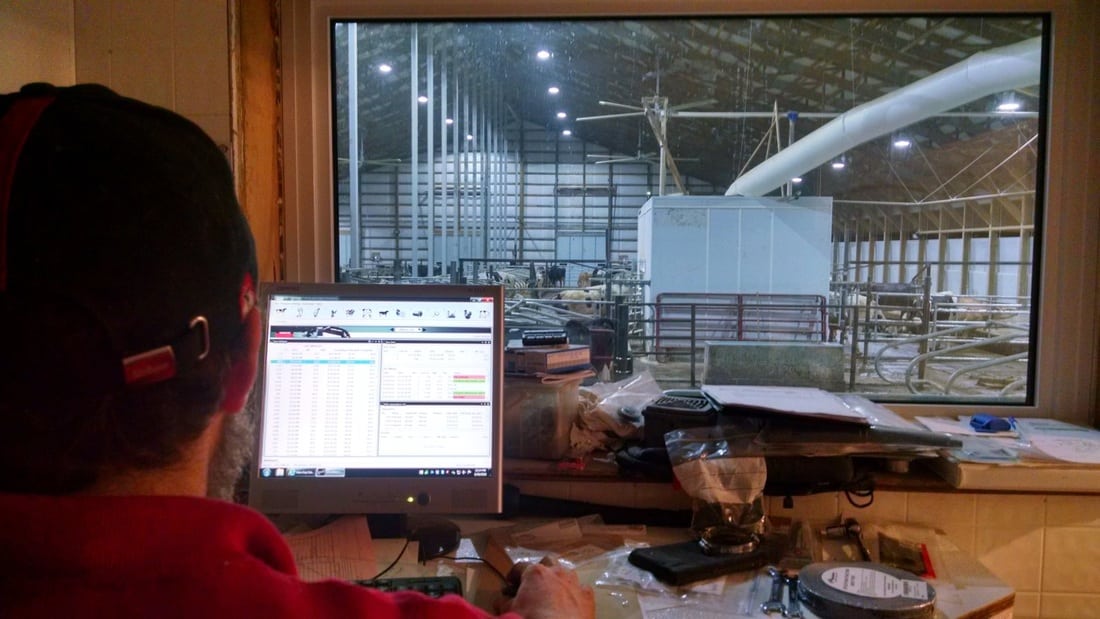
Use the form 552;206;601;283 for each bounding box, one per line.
338;121;1034;301
336;120;721;275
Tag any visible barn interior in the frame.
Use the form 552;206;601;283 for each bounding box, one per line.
330;15;1042;403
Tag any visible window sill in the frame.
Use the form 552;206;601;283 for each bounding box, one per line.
504;455;1100;499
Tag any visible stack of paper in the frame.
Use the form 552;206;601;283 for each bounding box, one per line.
917;416;1100;491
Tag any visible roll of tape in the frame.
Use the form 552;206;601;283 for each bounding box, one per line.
797;562;936;619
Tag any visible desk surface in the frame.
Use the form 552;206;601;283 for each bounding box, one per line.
284;515;1013;619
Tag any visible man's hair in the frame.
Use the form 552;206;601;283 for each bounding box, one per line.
0;83;258;494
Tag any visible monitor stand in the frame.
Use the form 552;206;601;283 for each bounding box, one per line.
366;513;462;562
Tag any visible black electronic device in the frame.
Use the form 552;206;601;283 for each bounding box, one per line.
354;576;464;598
520;329;568;346
628;535;784;586
640;389;721;448
407;518;462;562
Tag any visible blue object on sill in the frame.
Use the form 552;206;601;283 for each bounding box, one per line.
970;413;1013;433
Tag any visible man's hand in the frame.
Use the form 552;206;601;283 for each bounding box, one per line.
497;559;595;619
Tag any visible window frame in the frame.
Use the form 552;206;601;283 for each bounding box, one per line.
278;0;1099;425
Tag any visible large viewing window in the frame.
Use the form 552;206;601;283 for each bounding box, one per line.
281;1;1098;425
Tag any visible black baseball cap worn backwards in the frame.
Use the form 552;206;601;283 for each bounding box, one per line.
0;83;258;400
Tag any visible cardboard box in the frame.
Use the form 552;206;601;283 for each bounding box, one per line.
504;344;590;375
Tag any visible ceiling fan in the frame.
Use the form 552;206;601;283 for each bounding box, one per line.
577;95;714;195
337;155;404;168
573;51;715;196
588;150;661;165
586;125;654;165
575;96;719;124
338;142;406;169
587;144;699;166
361;157;404;167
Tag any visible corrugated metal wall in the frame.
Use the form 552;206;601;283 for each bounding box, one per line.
336;120;721;275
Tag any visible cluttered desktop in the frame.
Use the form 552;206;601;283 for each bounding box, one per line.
243;282;1100;617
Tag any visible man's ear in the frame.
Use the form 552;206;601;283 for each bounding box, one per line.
222;307;261;414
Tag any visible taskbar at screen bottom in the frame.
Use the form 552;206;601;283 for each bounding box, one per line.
258;466;490;479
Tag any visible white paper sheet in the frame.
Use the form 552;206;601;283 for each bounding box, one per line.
701;385;869;425
283;515;378;581
1015;418;1100;464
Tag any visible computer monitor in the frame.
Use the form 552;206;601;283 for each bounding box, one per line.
248;282;505;515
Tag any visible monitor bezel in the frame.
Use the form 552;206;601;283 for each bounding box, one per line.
247;281;505;515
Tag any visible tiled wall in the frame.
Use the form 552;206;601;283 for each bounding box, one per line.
778;491;1100;619
0;3;76;91
73;0;231;149
515;479;1100;619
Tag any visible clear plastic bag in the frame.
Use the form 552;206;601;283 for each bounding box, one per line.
594;545;751;615
578;370;663;437
568;371;664;457
664;423;767;538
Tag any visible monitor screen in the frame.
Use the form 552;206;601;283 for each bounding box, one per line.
248;282;504;515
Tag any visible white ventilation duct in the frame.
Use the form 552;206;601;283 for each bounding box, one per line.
725;36;1042;197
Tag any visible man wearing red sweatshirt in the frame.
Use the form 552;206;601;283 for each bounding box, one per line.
0;83;593;619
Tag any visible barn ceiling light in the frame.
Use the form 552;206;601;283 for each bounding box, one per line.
556;111;567;119
831;160;846;170
547;86;560;95
417;95;428;104
445;117;454;125
893;138;911;148
536;49;551;60
378;63;393;74
561;129;572;136
997;101;1021;112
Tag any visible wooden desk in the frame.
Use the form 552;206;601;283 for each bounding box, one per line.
284;515;1014;618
